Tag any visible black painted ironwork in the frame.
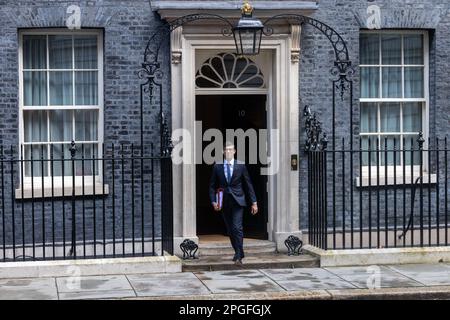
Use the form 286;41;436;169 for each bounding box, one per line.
263;14;354;101
398;176;422;241
305;108;449;250
0;143;172;262
180;239;199;260
284;235;303;256
304;105;328;152
68;141;77;258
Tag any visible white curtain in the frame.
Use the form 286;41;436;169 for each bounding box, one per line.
23;110;48;176
360;33;424;166
23;34;99;177
360;33;424;99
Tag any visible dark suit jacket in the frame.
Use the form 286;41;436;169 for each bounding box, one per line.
209;160;257;207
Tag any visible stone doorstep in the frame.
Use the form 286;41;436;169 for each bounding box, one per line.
199;246;276;256
182;253;319;272
198;239;277;256
0;256;182;279
303;245;450;267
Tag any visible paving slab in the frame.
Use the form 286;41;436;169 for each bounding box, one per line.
56;275;132;293
403;276;450;286
195;270;265;281
201;278;284;294
387;263;450;278
336;273;424;289
127;273;210;297
59;289;136;300
0;278;58;300
276;278;356;291
260;268;338;281
324;265;394;276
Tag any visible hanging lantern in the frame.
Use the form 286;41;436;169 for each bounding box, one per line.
233;1;263;56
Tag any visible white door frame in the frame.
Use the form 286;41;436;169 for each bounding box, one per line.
171;27;302;254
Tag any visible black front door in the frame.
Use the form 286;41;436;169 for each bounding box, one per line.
196;94;268;240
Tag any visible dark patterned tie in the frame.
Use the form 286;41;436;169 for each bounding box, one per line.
226;162;231;183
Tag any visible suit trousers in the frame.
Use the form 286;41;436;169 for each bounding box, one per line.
222;193;244;260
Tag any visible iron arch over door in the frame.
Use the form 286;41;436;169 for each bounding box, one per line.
139;12;354;151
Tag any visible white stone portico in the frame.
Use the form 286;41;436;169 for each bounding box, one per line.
151;2;317;255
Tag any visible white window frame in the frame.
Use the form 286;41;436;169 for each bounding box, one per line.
17;29;105;197
359;30;430;183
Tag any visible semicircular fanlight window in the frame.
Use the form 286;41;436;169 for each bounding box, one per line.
196;53;265;89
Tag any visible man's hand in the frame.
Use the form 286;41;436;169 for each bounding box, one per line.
251;203;258;215
212;202;221;212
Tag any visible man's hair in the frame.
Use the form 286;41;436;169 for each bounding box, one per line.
224;141;235;150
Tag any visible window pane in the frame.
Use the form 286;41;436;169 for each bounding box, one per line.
404;135;421;166
75;144;98;175
404;67;424;98
404;34;423;65
24;145;48;177
360;34;379;65
23;35;47;69
211;57;226;81
361;136;378;166
74;35;98;69
200;64;221;84
234;56;247;78
403;102;422;132
238;30;255;55
75;71;98;105
380;103;400;132
23;71;47;106
239;75;264;88
360;67;379;98
196;76;220;88
360;102;378;133
75;110;98;141
24;110;47;142
382;67;401;98
381;34;401;65
49;35;73;69
51;144;72;176
381;135;401;165
50;110;73;142
223;53;235;80
49;71;73;105
236;65;263;87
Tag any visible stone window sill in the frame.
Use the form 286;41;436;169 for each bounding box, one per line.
15;184;109;199
356;174;437;187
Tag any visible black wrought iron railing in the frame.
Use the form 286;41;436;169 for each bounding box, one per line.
306;133;450;250
0;142;173;262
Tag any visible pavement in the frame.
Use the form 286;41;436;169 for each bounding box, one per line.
2;262;450;300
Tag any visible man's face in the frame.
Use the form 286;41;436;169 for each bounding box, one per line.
224;146;236;161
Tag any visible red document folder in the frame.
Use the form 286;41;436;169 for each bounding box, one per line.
215;188;224;210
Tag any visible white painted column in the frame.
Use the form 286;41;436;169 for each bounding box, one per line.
273;25;303;252
171;28;199;256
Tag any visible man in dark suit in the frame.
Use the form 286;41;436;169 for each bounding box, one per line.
209;142;258;265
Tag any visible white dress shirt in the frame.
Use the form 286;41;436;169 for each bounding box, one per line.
224;158;234;182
